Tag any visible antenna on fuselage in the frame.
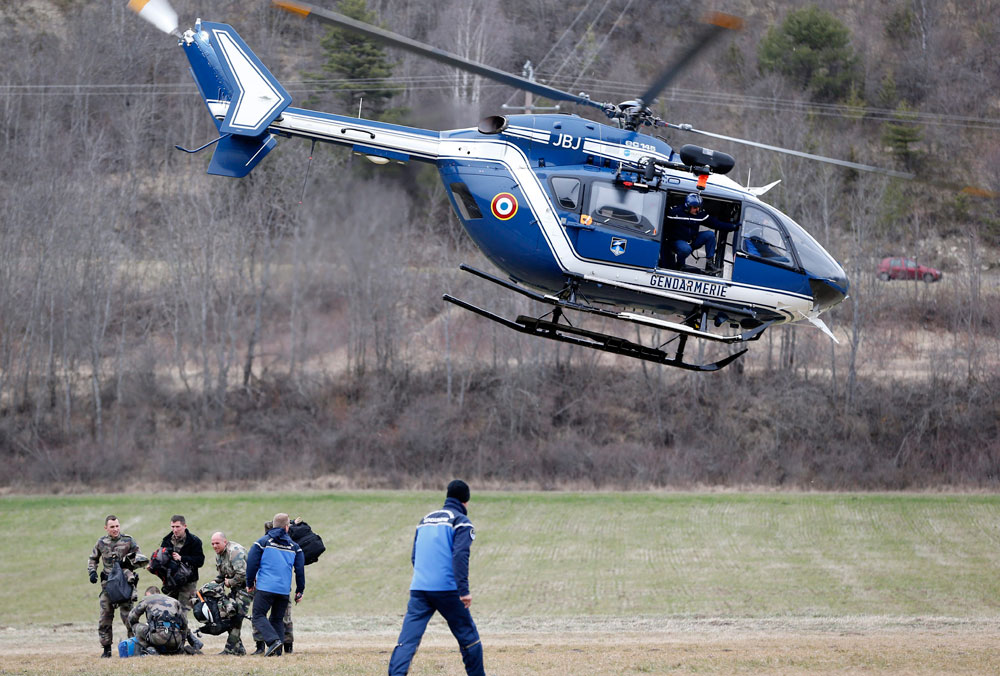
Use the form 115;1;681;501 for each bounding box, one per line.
500;61;561;114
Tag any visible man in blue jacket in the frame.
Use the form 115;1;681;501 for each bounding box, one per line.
388;480;484;676
663;192;739;274
245;513;305;657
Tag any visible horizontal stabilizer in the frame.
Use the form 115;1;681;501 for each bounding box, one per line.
208;133;277;178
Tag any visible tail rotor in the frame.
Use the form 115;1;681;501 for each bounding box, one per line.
127;0;181;37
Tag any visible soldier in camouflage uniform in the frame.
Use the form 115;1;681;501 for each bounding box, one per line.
210;531;253;655
156;515;205;612
87;515;143;658
249;520;294;655
128;586;204;655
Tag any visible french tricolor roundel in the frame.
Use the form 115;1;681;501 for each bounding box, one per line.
490;193;518;220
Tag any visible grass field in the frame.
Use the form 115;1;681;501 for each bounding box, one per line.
2;491;1000;674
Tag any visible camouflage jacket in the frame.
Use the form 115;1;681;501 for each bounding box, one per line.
127;593;188;632
88;534;142;583
214;541;249;592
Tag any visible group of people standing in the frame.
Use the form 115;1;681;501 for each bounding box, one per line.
85;480;485;676
87;512;304;658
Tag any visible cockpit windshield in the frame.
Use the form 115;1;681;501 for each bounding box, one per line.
778;213;846;282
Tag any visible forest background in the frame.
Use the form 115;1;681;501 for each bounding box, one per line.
1;0;999;492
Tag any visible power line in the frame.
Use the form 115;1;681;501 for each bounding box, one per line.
569;0;635;93
5;78;999;131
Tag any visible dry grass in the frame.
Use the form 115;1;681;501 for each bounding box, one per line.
6;492;1000;674
2;617;999;675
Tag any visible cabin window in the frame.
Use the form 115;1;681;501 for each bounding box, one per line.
550;177;582;210
587;181;664;236
740;206;792;264
449;182;483;220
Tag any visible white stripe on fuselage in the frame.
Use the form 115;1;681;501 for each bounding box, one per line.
205;102;810;318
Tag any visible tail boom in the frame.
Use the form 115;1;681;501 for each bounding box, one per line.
181;21;440;175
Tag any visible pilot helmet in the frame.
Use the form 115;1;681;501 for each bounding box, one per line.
684;193;703;210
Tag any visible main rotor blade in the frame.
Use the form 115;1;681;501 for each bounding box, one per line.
273;0;608;112
639;12;743;106
664;122;915;179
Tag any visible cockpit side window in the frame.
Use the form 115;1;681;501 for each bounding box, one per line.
587;181;665;237
551;177;582;211
741;206;792;265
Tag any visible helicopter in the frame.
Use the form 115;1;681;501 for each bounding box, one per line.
128;0;914;371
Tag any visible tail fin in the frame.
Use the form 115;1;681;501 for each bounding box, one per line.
181;21;291;177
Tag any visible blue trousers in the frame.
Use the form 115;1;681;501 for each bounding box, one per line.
672;230;717;266
388;590;484;676
251;589;289;646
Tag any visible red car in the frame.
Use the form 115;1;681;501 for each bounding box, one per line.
878;257;942;283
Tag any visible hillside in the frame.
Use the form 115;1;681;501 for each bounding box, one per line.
0;0;998;491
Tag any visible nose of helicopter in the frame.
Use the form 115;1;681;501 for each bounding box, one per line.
809;268;849;314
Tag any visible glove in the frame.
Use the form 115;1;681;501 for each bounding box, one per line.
89;571;98;584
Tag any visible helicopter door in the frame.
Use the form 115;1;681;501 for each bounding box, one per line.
658;191;741;278
571;180;663;268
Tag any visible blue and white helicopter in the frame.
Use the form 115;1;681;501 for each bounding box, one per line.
129;0;912;371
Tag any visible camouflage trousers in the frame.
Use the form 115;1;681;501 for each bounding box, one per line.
166;580;198;612
133;622;184;654
224;589;253;650
98;588;135;647
251;594;293;643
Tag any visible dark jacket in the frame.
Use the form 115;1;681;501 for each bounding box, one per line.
409;497;475;596
159;529;206;583
246;527;305;596
665;204;738;243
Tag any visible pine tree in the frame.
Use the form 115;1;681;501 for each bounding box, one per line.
881;102;922;171
758;6;860;103
312;0;401;121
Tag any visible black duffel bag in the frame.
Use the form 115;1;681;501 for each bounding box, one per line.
105;558;133;604
288;519;326;565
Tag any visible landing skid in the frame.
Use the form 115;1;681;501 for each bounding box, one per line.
444;265;769;371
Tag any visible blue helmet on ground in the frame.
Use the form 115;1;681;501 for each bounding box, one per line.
684;193;703;209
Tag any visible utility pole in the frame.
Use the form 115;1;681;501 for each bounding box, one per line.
501;61;560;114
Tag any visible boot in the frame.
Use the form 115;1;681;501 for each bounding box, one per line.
220;640;246;656
252;640;266;656
283;641;293;654
100;645;112;658
187;633;204;651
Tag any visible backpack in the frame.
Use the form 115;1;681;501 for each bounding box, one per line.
288;519;326;565
105;559;133;605
148;547;194;593
118;636;140;657
192;584;233;636
192;597;231;635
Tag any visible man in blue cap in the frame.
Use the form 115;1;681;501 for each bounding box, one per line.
388;480;484;676
663;192;738;274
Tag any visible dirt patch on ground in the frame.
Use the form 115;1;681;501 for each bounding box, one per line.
4;616;998;675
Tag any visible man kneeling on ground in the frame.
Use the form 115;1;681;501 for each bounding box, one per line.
128;586;204;655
